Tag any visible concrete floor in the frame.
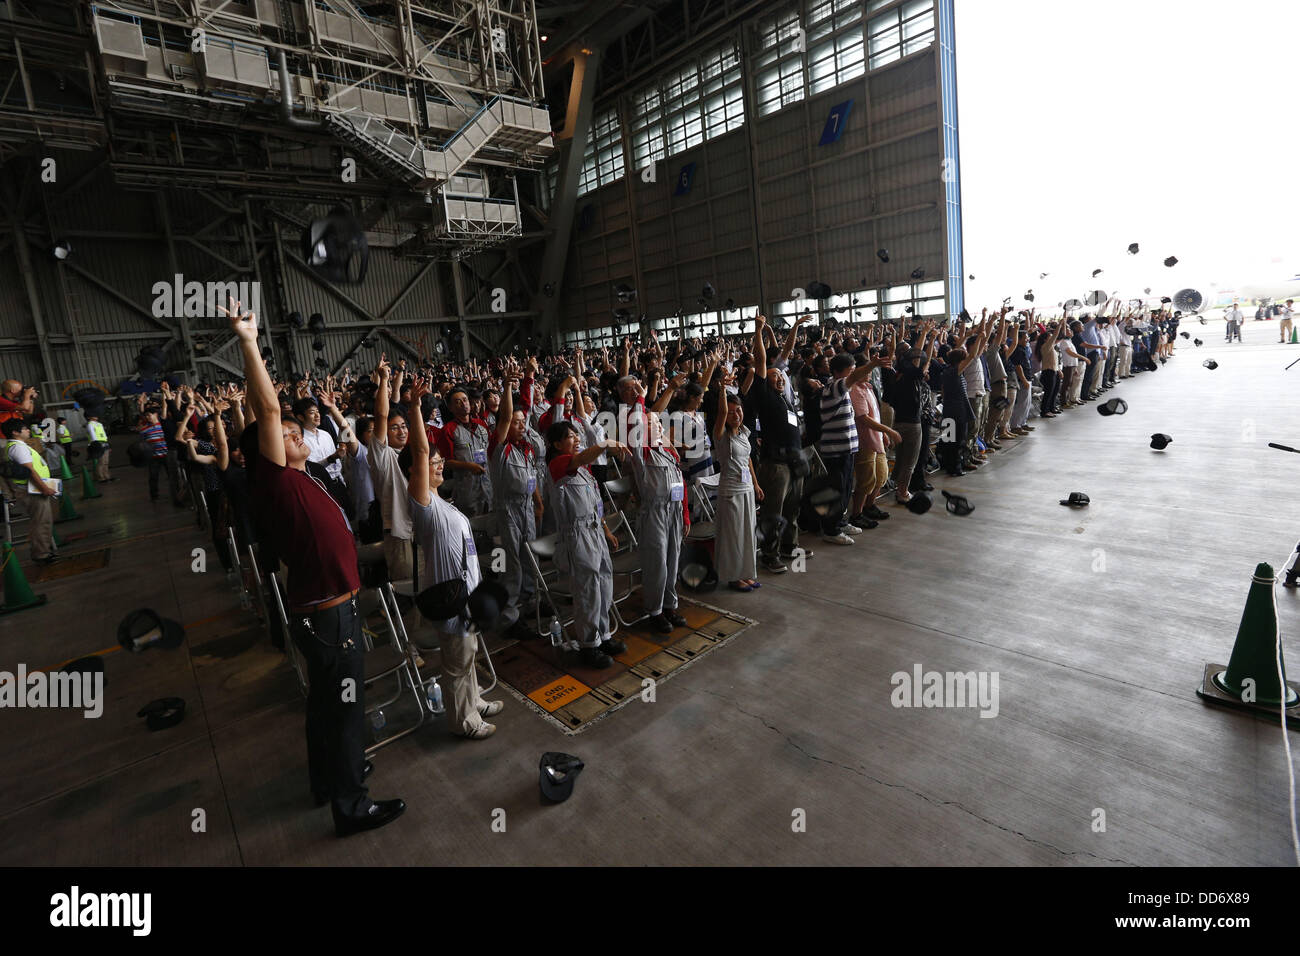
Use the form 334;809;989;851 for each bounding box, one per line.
2;324;1298;866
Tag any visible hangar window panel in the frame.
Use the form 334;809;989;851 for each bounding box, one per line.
629;40;744;161
756;5;803;52
868;0;935;69
576;107;625;198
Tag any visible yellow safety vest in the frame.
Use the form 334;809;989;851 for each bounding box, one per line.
7;439;48;480
57;424;73;444
87;421;107;443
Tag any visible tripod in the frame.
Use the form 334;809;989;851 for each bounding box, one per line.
1271;443;1300;587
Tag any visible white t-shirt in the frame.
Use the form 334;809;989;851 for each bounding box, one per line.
7;439;33;470
1058;340;1077;368
301;426;342;482
368;436;412;539
1227;308;1243;324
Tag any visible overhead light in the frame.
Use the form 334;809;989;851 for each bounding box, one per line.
540;34;549;42
53;239;72;261
302;207;370;284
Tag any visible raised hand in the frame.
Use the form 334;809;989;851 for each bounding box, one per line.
217;296;258;342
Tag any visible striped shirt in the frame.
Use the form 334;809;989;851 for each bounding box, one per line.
140;422;168;458
818;377;858;456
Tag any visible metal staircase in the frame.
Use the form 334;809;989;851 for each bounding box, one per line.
322;94;551;189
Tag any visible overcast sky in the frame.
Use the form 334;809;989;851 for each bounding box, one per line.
955;0;1300;312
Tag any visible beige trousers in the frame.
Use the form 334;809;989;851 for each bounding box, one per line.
27;494;55;561
439;627;487;735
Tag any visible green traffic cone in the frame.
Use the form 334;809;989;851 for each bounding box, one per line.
55;490;83;524
58;454;74;481
80;466;101;500
1291;327;1297;344
0;540;47;615
1212;563;1298;706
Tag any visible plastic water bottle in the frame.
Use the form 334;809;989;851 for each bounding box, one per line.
369;708;386;736
549;617;563;647
426;679;445;715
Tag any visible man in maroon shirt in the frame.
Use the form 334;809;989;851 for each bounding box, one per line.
224;298;405;838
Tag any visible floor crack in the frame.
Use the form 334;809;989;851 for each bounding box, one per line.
703;689;1139;866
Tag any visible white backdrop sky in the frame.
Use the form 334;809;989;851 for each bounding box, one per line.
955;0;1300;312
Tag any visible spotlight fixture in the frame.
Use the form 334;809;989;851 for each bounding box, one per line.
701;282;715;301
1164;256;1178;267
910;268;925;280
1091;268;1103;278
1127;242;1139;255
52;239;72;261
302;207;370;284
876;249;890;263
308;312;325;333
614;282;637;303
287;311;305;330
543;282;555;297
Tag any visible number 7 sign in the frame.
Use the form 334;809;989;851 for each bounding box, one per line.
818;100;854;146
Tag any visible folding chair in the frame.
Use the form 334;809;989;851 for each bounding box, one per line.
226;525;258;615
686;472;720;541
358;581;429;754
525;534;582;659
265;571;308;698
268;567;426;753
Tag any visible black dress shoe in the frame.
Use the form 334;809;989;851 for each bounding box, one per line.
579;646;613;669
646;613;674;634
314;760;375;806
333;798;406;838
600;637;628;655
663;609;688;627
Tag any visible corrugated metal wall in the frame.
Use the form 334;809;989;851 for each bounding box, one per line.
0;152;532;392
558;45;947;331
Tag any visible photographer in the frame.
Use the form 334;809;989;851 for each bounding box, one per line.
3;418;57;564
0;380;36;426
